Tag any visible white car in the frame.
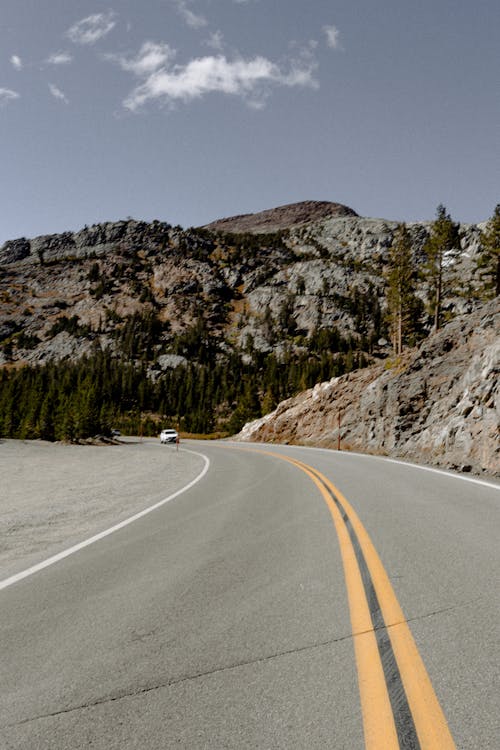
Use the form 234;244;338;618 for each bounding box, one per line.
160;428;178;444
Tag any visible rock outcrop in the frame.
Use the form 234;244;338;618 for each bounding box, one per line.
204;200;358;234
237;299;500;476
0;220;173;267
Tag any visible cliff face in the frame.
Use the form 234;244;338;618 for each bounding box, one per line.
237;299;500;476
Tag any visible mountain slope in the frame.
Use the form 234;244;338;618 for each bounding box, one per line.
0;203;495;441
237;299;500;476
203;200;358;234
0;209;485;369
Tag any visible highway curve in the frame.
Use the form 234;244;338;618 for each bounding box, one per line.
1;440;498;749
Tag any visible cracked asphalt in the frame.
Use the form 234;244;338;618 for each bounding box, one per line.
1;440;499;749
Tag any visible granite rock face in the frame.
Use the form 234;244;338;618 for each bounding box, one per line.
0;220;173;266
0;202;491;373
237;299;500;476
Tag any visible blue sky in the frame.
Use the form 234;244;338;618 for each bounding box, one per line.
1;0;498;243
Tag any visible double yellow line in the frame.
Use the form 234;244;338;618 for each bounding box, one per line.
246;448;456;749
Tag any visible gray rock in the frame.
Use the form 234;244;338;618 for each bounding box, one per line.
156;354;188;370
237;299;500;477
23;332;94;365
0;238;31;264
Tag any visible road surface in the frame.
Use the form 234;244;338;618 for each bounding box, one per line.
1;439;498;749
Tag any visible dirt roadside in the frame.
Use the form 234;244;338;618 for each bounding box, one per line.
0;438;205;581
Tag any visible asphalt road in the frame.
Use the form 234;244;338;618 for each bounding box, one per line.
1;440;498;749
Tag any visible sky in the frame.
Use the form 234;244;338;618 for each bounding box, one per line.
1;0;498;244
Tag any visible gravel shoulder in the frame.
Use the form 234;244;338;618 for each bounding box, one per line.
0;438;206;580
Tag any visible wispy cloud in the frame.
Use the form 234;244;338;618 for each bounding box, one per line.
106;41;174;76
66;12;117;45
49;83;69;103
10;55;23;71
47;51;73;65
0;88;20;105
205;31;224;51
174;1;208;29
121;50;318;111
323;25;341;49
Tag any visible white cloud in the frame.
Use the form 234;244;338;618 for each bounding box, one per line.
66;12;117;45
106;41;174;76
10;55;23;71
323;25;341;49
205;31;224;51
122;52;317;111
47;51;73;65
286;42;319;85
49;83;69;103
0;88;20;105
174;1;207;29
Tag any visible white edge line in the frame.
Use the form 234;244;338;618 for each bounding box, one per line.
0;448;210;592
229;441;500;491
371;454;500;490
333;449;500;490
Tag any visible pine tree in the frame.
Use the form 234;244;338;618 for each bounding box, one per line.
386;224;418;354
477;204;500;298
58;404;76;442
422;205;460;332
38;395;55;441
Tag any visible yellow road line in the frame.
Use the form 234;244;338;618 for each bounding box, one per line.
314;466;456;750
232;446;456;749
294;461;400;749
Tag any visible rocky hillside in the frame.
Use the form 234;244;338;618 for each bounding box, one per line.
203;200;358;233
0;202;487;369
237;299;500;476
1;200;497;441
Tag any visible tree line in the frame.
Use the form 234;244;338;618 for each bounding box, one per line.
0;338;368;441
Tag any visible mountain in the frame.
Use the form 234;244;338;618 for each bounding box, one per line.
0;203;485;370
237;298;500;476
203;200;358;233
0;201;496;441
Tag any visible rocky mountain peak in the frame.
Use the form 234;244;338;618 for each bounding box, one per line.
203;200;358;234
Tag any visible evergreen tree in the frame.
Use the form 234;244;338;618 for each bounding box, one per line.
38;395;55;441
75;382;101;437
58;406;76;442
477;204;500;298
386;224;418;354
422;205;460;331
278;294;297;336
